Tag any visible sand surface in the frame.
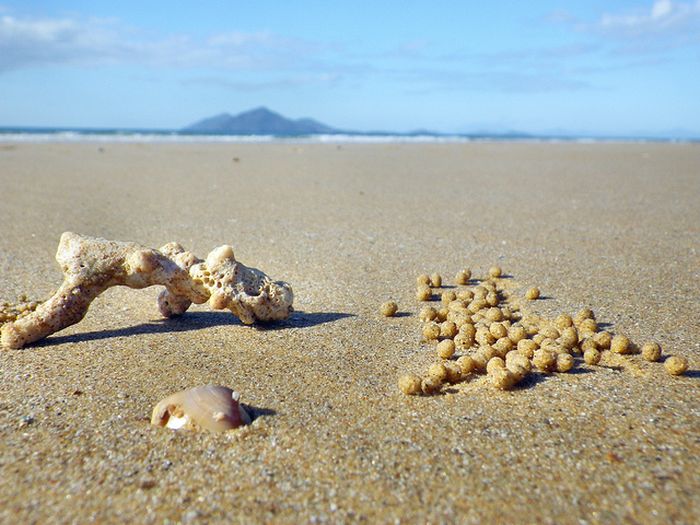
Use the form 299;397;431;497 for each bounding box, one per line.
1;142;699;524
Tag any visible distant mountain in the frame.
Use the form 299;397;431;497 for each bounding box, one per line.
182;107;339;135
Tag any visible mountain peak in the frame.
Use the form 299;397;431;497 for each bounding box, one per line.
183;107;337;135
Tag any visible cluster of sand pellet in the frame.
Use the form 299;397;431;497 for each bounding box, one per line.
0;295;41;324
397;267;688;395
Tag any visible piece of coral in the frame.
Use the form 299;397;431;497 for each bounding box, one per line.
0;232;294;349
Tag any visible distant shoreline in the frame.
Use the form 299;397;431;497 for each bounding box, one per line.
0;127;696;144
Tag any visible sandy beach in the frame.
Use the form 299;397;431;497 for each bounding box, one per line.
1;142;699;524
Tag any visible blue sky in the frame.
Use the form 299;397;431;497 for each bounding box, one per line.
0;1;698;135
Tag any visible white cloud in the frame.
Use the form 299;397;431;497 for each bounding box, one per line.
0;11;325;74
598;0;700;35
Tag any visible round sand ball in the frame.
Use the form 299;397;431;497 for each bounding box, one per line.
419;306;438;322
488;266;503;278
472;346;497;372
641;342;662;362
437;339;456;359
555;353;575;373
493;337;514;357
447;299;466;312
398;374;423;395
444;362;464;384
417;274;431;286
435;307;448;322
421;377;443;395
525;287;540;300
486;356;506;374
476;327;496;346
574;308;595;325
430;273;443;288
448;311;470;328
441;290;457;304
489;368;517;390
610;334;631;354
485;307;503;322
459;322;476;338
423;322;441;341
559;327;579;349
427;362;448;383
524;323;539;337
554;314;573;330
500;305;513;320
455;270;470;285
457;289;474;302
456;355;476;375
508;325;527;344
664;355;688;376
380;301;398;317
581;338;598;352
484;293;497;308
506;352;531;373
533;348;557;372
454;332;474;349
489;322;508;339
440;321;458;339
539;326;560;340
507;364;529;382
416;285;432;302
578;318;598;335
517;339;538;359
593;331;612;350
583;348;601;365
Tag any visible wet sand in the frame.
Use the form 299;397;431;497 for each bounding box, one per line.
1;142;699;523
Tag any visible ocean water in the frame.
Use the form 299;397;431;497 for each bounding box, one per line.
0;127;688;143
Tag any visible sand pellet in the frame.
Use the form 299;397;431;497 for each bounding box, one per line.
489;368;518;390
419;306;438;322
421;376;443;395
455;270;470;285
427;362;448;382
423;322;441;341
593;331;612;349
554;314;573;330
664;355;688;376
584;348;601;365
441;291;457;304
440;321;458;339
486;356;506;375
533;348;557;372
525;287;540;300
437;339;456;359
416;285;432;302
456;355;476;375
416;274;431;286
444;362;463;384
488;266;502;278
641;342;662;362
399;374;423;395
380;301;398;317
555;353;574;373
611;334;631;354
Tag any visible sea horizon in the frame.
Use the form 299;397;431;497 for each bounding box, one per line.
0;126;696;144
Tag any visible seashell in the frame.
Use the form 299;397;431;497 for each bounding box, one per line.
150;385;251;432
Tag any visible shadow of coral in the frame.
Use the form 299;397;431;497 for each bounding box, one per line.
34;310;353;347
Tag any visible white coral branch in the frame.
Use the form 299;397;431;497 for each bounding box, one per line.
1;232;294;349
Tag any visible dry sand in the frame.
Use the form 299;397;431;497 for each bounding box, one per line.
1;142;699;524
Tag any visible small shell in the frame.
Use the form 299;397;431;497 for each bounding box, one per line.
151;385;251;432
